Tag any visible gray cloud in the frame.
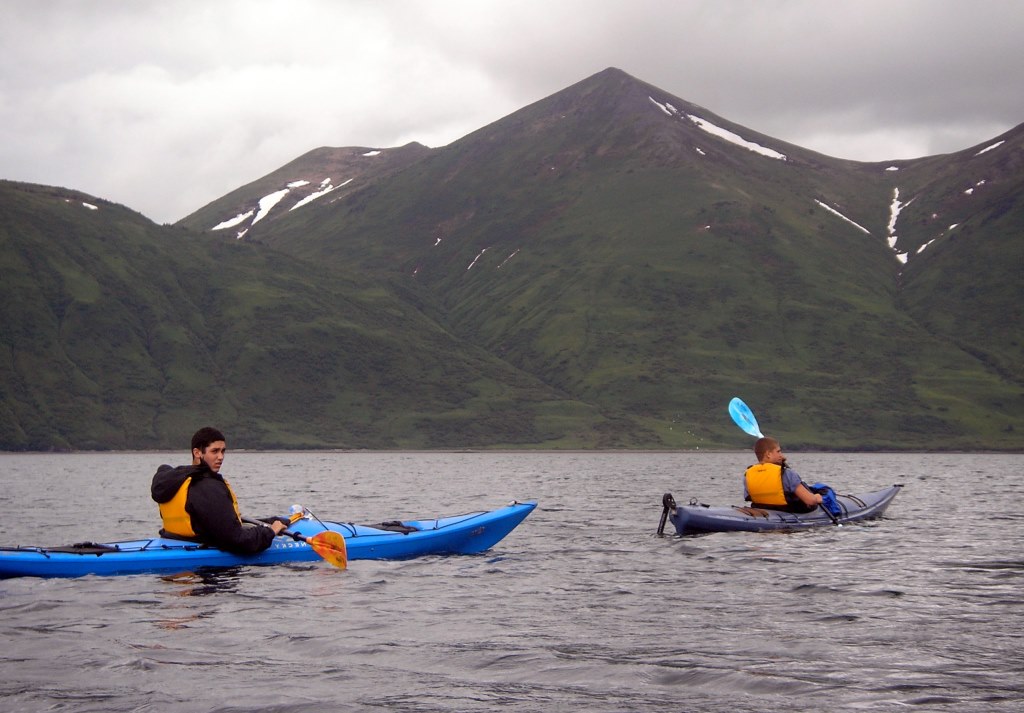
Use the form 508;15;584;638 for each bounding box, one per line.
1;0;1021;224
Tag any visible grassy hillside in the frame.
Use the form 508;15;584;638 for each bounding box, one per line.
0;181;607;450
895;129;1024;386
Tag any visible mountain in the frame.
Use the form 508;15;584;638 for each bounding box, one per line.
180;68;1024;450
0;181;605;450
4;68;1023;450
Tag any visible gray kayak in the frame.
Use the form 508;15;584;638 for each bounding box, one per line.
658;484;903;536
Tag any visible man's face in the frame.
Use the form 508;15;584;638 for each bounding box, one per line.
194;440;227;472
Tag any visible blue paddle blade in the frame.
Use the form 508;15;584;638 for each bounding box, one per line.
728;397;764;438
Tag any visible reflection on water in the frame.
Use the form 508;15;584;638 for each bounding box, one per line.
160;567;243;597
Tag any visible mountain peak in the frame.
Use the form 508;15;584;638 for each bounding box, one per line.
442;63;800;178
178;141;434;235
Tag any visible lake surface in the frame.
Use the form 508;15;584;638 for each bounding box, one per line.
1;451;1021;712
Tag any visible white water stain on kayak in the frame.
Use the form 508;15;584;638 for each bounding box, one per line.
1;452;1023;712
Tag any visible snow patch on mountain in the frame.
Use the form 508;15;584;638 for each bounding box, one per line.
886;188;908;264
290;177;351;211
814;199;870;234
975;140;1004;156
213;210;254;230
649;96;787;161
467;248;487;270
964;179;987;196
67;198;100;211
212;176;353;235
252;189;290;225
687;115;787;160
498;249;519;269
651;99;674;117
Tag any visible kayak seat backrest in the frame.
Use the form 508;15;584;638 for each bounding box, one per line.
736;507;771;519
373;520;419;534
47;542;122;555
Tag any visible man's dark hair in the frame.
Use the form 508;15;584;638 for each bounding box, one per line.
754;436;779;461
191;426;226;453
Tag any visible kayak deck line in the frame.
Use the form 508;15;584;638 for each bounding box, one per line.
0;539;227;557
322;505;527;539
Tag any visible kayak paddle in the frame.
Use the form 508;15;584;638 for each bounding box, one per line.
302;530;348;569
819;502;840;526
728;397;764;438
245;516;348;570
285;506;348;570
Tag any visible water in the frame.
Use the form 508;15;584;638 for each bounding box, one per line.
1;451;1021;712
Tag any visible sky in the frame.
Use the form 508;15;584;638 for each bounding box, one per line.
2;0;1022;225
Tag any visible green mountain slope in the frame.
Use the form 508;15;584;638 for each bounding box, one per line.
895;130;1024;384
0;181;605;450
192;67;1023;450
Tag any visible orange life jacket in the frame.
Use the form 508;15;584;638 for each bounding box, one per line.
744;463;788;507
158;476;242;538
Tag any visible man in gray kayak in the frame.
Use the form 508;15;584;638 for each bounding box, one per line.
743;436;824;513
151;426;289;553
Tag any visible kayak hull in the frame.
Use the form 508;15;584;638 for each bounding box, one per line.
664;485;902;536
0;500;536;579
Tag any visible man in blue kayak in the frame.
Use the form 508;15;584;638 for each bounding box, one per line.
151;427;288;553
743;436;824;513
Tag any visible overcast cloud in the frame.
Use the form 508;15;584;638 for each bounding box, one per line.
2;0;1022;224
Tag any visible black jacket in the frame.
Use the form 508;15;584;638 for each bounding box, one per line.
151;463;276;554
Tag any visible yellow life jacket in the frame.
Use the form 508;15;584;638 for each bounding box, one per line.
744;463;788;507
159;476;242;538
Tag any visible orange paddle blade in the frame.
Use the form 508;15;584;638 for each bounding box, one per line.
308;531;347;570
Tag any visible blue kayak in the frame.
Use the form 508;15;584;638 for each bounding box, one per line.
658;486;902;536
0;500;536;579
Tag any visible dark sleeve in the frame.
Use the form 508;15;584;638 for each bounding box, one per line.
186;478;276;555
